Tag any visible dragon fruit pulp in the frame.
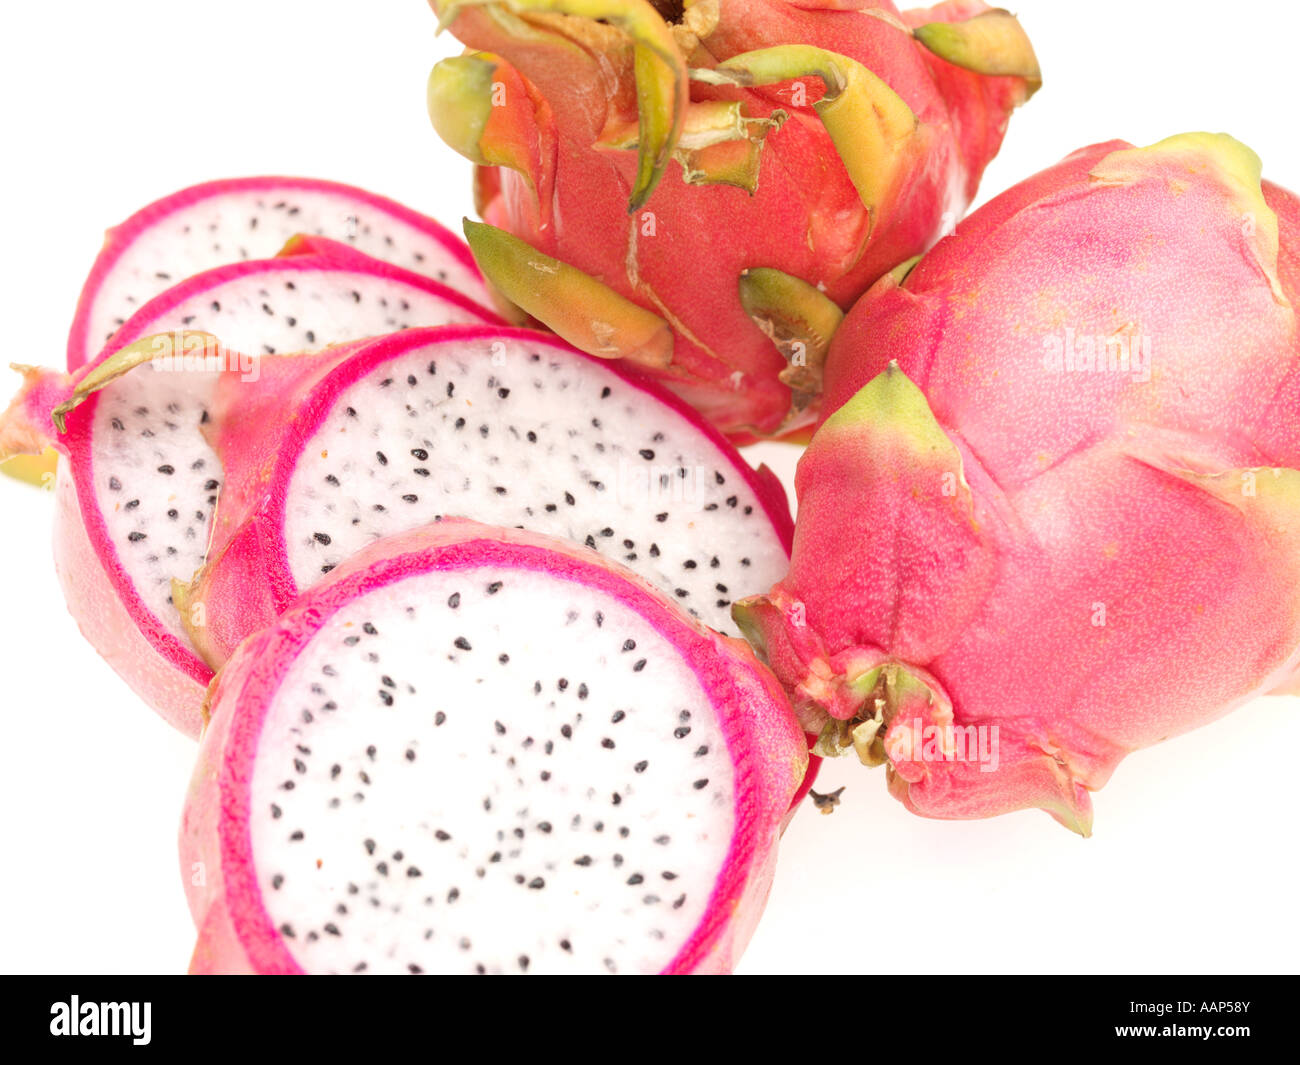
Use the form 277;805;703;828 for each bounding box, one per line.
181;520;807;974
734;133;1300;834
3;313;794;738
66;175;489;371
425;0;1041;439
176;323;794;670
0;248;499;736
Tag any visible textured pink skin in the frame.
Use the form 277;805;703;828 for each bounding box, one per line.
180;521;808;974
2;252;498;737
67;175;485;371
187;323;796;668
745;137;1300;831
51;468;209;734
443;0;1037;439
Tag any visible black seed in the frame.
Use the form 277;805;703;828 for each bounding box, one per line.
674;726;691;739
454;637;471;651
560;724;572;739
528;878;545;889
435;711;446;726
634;760;648;773
157;464;174;475
403;494;418;503
693;778;709;790
610;709;624;723
627;874;644;885
127;532;146;542
313;532;332;545
487;581;502;595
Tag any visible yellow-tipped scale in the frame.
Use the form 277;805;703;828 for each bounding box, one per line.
463;220;674;368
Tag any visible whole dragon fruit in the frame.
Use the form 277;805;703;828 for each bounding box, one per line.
735;133;1300;833
426;0;1040;439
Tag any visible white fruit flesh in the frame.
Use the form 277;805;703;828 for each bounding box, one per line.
86;186;485;355
84;269;489;639
282;334;790;634
248;564;736;974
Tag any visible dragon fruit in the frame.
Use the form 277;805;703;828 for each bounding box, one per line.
735;133;1300;833
176;322;794;668
2;313;793;737
0;248;499;736
180;520;807;974
425;0;1040;438
67;175;488;371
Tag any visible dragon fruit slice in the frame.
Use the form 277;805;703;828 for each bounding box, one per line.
177;323;794;670
735;133;1300;833
67;175;488;372
180;521;807;974
0;249;498;736
425;0;1040;438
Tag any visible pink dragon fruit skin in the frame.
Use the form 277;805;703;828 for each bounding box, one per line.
426;0;1040;440
735;133;1300;834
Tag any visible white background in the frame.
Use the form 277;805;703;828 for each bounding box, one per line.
1;0;1297;975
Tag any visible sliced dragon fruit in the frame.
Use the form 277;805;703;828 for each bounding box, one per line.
2;321;793;738
0;246;499;736
183;322;794;670
181;521;807;974
67;176;489;371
